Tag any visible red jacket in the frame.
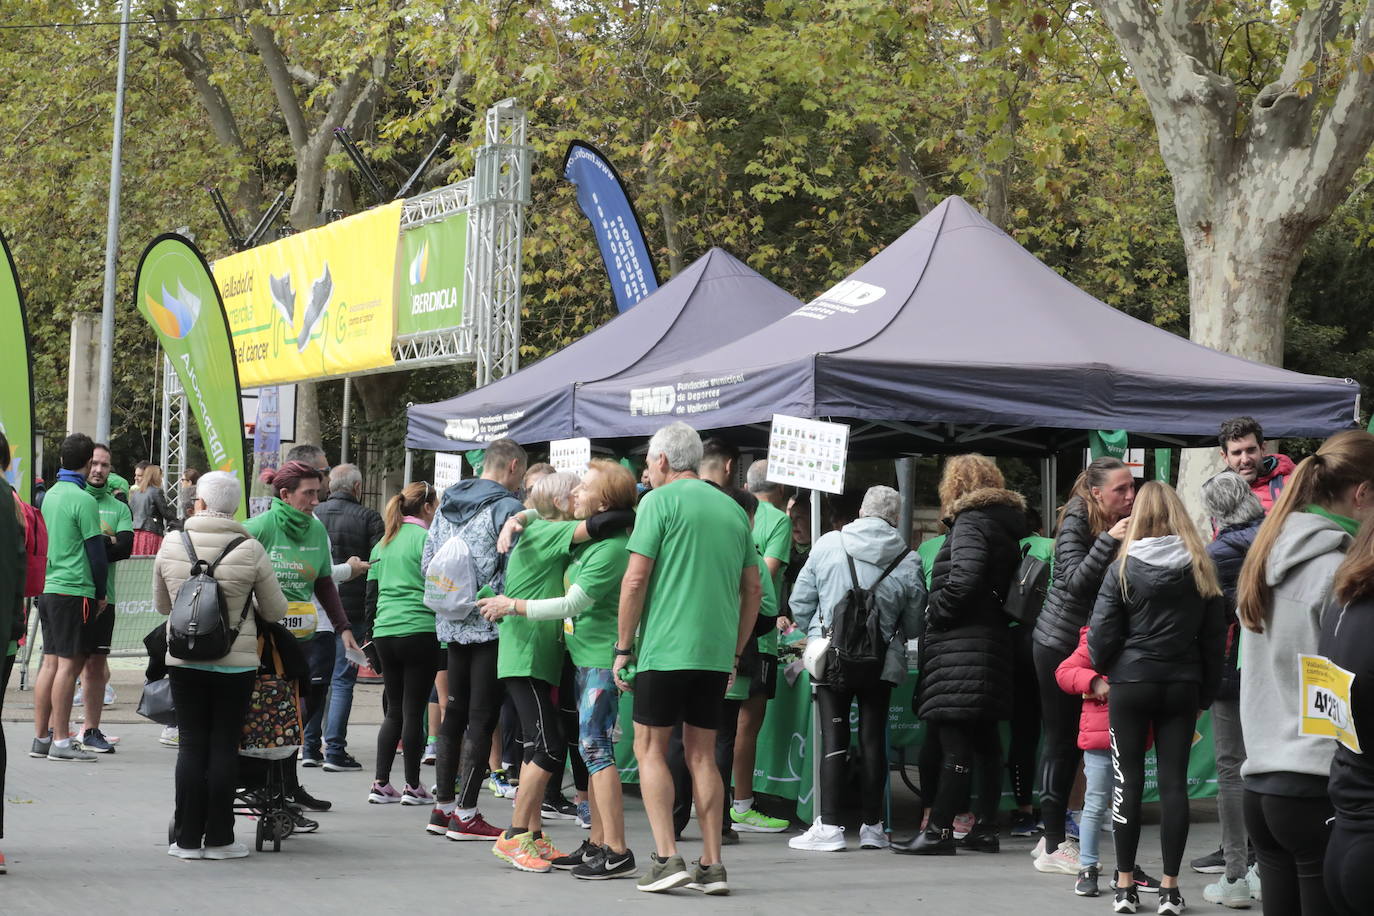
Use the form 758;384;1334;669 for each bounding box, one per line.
1252;454;1295;513
1056;626;1111;751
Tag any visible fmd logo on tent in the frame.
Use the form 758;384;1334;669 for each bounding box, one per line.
146;281;201;339
630;386;676;416
410;240;430;285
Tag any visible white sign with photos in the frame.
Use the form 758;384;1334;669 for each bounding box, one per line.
550;437;592;477
765;414;849;495
433;453;465;493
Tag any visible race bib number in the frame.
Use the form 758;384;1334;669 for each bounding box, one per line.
284;601;319;641
1299;653;1362;753
564;617;575;636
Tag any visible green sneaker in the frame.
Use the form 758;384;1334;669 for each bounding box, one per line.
636;853;692;893
730;806;788;833
686;860;730;896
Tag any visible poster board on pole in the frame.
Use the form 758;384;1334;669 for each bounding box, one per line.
550;437;592;477
433;452;465;493
765;414;848;495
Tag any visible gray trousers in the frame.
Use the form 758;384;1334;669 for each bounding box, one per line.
1212;697;1249;880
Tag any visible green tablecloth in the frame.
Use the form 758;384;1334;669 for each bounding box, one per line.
614;664;1218;823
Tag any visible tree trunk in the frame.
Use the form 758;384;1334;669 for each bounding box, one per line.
294;380;321;450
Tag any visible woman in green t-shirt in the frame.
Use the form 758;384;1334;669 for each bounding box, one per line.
364;481;439;807
472;472;581;872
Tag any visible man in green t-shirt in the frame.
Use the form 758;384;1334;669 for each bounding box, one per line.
614;422;761;896
72;444;133;753
31;434;109;763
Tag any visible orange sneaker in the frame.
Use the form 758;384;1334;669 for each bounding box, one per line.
532;833;567;862
493;831;552;873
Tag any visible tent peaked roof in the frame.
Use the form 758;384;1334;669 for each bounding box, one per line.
406;247;805;449
574;196;1356;452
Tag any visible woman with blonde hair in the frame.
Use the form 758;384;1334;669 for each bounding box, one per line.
365;481;440;806
1087;480;1225;913
131;464;174;554
1235;430;1374;916
895;454;1027;855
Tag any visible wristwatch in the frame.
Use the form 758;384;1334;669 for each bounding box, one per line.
613;645;633;657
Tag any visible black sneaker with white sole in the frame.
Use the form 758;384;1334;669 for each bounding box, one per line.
1075;864;1100;897
1189;846;1225;874
1132;865;1163;893
550;838;600;870
1155;887;1184;915
542;794;578;819
573;847;637;880
1113;883;1140;914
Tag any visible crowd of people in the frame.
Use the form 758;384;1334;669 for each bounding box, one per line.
1;415;1373;913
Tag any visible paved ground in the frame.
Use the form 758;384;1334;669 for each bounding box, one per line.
3;670;1233;915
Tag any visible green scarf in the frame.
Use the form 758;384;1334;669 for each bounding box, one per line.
269;497;313;541
1307;504;1361;537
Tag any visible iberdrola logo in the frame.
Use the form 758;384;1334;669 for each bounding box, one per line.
409;240;429;285
146;281;201;339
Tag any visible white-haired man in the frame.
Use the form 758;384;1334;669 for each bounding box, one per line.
614;422;762;896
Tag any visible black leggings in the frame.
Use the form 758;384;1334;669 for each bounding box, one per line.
1;652;15;839
1007;626;1041;808
504;676;562;772
549;655;589;798
1109;681;1198;877
1245;789;1334;916
1324;823;1374;916
436;640;501;807
929;720;1002;827
374;632;439;788
817;682;891;825
1034;640;1083;847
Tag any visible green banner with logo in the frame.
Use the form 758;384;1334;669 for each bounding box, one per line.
1088;429;1129;461
397;213;468;337
0;230;34;502
134;234;248;518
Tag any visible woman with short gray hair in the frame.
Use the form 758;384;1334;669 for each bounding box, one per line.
1194;471;1265;904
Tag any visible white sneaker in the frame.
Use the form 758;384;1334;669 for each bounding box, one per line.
1034;838;1081;875
1030;835;1046;859
788;818;846;852
104;684;116;705
1203;875;1252;909
859;823;890;849
167;844;203;860
203;842;250;860
159;726;180;747
1246;864;1262;901
422;741;437;765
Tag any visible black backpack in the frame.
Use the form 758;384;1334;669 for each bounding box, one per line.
825;548;911;690
167;532;252;661
1002;544;1051;624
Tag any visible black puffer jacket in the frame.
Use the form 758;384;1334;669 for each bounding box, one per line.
1032;497;1120;655
314;493;384;631
917;487;1028;722
1087;536;1227;709
1207;519;1261;701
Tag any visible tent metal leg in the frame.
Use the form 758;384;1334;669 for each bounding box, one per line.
403;449;413;485
1040;455;1057;532
896;457;915;545
340;377;352;464
810;488;822;547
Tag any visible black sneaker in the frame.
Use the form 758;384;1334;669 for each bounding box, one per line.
1156;887;1184;915
550;838;599;870
288;788;332;812
1075;864;1100;897
1190;845;1225;874
1113;883;1140;914
574;847;637;880
322;753;362;772
288;806;320;833
721;827;740;846
542;794;578;819
1132;865;1162;894
81;728;116;754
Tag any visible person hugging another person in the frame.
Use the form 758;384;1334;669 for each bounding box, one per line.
1088;481;1226;915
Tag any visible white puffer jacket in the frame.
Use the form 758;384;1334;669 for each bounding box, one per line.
153;513;288;668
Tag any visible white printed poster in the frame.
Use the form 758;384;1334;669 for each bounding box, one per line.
433;452;465;493
765;414;849;495
550;437;592;477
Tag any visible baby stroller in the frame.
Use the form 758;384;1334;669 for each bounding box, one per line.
233;625;309;852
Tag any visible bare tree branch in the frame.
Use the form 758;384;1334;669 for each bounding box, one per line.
240;0;308;150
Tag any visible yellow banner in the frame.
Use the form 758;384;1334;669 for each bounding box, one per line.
214;202;402;386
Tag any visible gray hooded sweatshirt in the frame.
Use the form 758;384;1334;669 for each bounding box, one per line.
789;516;926;685
1240;510;1353;794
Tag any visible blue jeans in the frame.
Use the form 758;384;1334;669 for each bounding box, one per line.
1080;748;1112;867
301;631;337;757
323;633;358;760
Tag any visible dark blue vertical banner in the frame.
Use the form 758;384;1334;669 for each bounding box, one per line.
562;141;660;312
